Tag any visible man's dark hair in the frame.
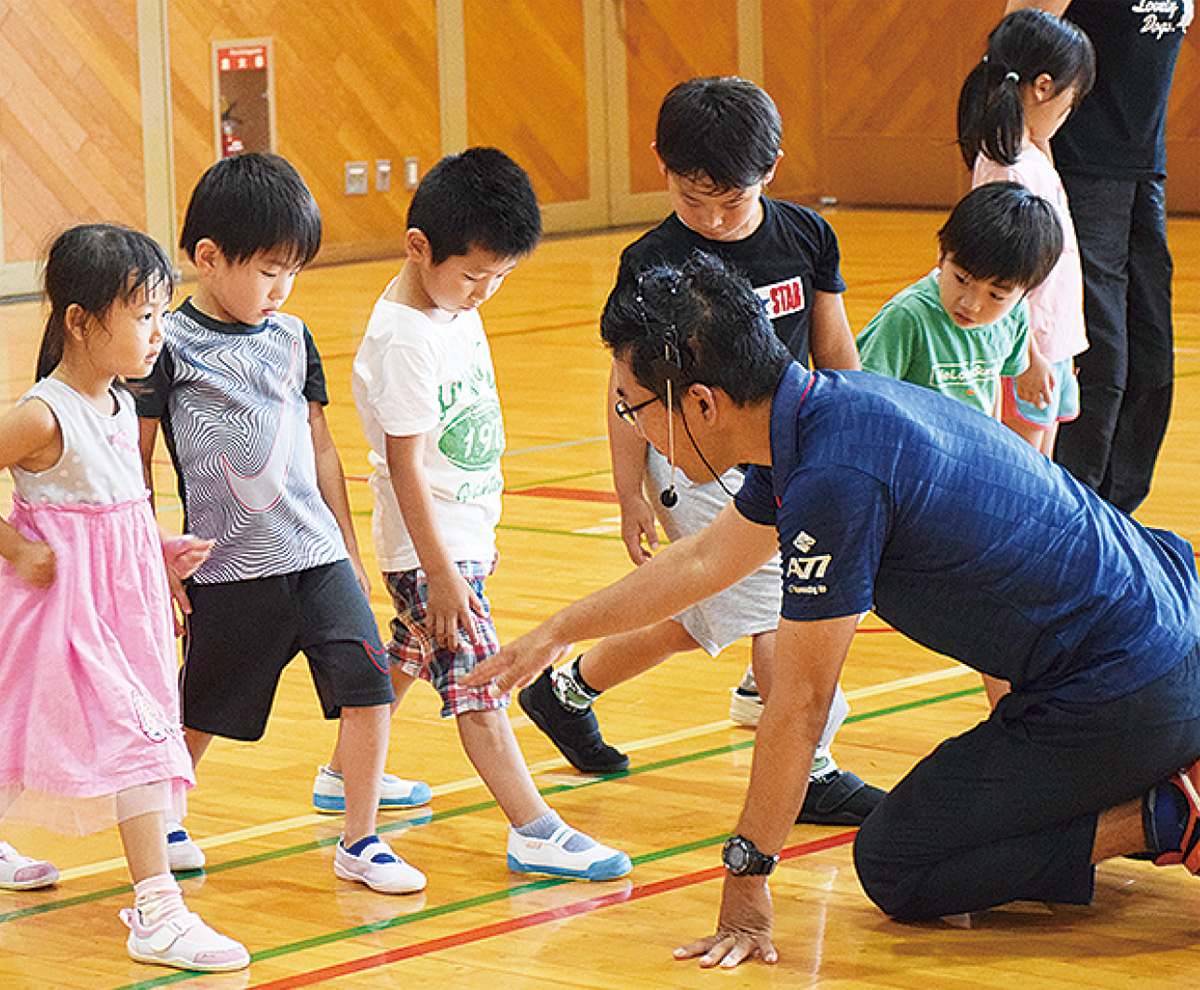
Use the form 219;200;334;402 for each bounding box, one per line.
655;77;782;192
601;253;791;407
938;181;1063;291
407;147;542;264
179;153;322;267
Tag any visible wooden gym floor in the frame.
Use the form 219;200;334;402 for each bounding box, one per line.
2;208;1200;989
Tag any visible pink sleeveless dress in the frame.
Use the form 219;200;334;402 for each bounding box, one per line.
0;378;193;835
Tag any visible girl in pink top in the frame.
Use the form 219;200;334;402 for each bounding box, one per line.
0;225;247;972
958;7;1095;454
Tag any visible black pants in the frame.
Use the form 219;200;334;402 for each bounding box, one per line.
1053;173;1174;514
854;648;1200;921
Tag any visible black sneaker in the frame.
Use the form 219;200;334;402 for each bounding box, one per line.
518;669;630;774
798;770;887;825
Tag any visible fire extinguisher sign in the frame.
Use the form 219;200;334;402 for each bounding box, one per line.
217;45;268;73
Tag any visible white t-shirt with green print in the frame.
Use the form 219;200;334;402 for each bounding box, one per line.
352;296;505;573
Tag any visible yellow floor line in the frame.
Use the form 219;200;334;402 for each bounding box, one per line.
58;665;971;882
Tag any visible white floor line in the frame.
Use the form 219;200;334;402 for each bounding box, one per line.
57;665;971;882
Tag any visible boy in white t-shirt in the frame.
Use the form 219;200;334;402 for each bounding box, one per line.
333;148;630;881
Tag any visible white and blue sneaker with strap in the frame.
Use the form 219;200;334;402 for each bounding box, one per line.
313;765;432;813
165;822;205;873
334;835;427;893
506;811;631;881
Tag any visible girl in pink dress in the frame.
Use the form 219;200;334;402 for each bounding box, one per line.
958;7;1095;456
0;224;248;972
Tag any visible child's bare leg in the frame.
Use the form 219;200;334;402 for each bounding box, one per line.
116;786;248;971
318;669;430;815
749;629;775;699
457;708;548;825
329;694;427;894
119;809;171;883
183;727;213;767
1002;413;1056;456
337;703;388;844
328;666;417;774
458;707;631;880
164;733;209;872
1041;422;1060;458
577;618;700;692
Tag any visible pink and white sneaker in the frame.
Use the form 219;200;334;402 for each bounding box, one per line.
0;842;59;890
120;907;249;972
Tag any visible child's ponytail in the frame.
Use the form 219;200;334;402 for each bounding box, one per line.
35;311;67;382
958;59;1027;169
957;8;1094;171
37;224;174;380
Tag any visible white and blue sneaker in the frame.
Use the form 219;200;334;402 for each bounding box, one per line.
165;823;205;873
729;666;764;727
334;836;426;894
313;765;432;814
507;826;632;881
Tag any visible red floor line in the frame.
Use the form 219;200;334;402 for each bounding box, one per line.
505;485;618;503
248;831;856;990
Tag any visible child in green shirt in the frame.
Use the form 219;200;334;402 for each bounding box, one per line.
857;181;1062;419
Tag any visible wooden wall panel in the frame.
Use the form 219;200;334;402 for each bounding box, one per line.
4;0;1200;294
463;0;589;206
816;0;998;208
766;1;1197;214
622;0;739;195
762;0;823;205
0;0;145;264
1166;29;1200;214
167;0;441;265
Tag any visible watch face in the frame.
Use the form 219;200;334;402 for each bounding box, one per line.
723;835;776;876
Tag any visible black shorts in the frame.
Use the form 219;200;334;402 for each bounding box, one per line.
181;560;394;741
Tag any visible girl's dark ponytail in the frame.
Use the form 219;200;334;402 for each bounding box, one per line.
958;60;1027;169
36;224;174;380
956;9;1095;171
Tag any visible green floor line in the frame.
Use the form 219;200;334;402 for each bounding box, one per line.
117;832;738;990
504;467;613;490
2;684;984;936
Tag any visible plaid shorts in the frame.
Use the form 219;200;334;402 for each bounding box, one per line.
384;560;507;718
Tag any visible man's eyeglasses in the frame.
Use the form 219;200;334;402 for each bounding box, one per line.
614;395;658;427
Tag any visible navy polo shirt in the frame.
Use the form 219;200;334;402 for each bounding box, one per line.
735;363;1200;701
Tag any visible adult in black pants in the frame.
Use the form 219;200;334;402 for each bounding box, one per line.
1012;0;1191;513
467;256;1200;968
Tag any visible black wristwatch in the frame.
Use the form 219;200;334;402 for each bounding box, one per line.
722;835;778;876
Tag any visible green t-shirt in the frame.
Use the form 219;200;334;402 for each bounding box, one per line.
856;271;1029;417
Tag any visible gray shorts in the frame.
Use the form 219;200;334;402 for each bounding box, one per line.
646;449;850;752
645;447;782;656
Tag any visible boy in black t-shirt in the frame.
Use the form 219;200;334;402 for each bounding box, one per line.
518;77;884;826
